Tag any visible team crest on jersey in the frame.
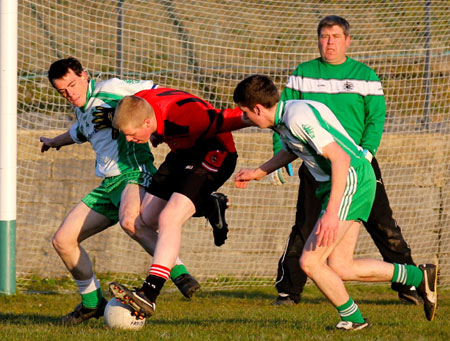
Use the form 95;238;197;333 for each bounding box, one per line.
343;81;354;91
302;124;315;138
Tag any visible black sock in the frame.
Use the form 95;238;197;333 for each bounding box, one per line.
142;274;166;302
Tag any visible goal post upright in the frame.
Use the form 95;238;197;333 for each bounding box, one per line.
0;0;17;295
12;1;450;290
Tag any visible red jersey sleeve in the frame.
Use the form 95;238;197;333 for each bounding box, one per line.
214;107;247;133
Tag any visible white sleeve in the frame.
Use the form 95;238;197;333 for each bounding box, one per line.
98;78;158;97
119;79;159;93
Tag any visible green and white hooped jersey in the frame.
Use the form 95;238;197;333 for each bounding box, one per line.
281;57;385;156
274;100;365;182
69;78;158;178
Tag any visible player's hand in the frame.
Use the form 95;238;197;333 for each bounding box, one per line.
270;164;294;185
234;168;258;189
92;106;119;139
315;211;339;247
40;136;61;153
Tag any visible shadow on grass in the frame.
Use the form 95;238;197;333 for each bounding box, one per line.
194;289;406;306
196;289;277;300
0;312;60;325
148;316;305;328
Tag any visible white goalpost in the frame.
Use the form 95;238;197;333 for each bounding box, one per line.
15;0;450;292
0;0;17;295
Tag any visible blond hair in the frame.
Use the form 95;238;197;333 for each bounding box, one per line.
113;95;154;130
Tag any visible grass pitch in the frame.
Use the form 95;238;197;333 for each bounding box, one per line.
0;285;448;340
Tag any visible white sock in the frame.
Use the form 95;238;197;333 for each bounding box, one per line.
75;274;100;295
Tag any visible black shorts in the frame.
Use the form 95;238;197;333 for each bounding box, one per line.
147;150;237;216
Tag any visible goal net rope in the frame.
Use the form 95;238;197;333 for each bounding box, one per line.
17;0;450;291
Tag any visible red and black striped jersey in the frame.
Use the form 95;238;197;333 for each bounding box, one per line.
135;88;245;153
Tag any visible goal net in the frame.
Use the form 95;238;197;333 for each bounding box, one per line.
17;0;450;292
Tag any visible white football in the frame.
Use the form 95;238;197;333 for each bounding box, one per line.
104;298;146;330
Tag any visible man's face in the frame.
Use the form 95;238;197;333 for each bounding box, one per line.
52;69;89;108
318;25;350;65
239;105;271;129
120;121;152;143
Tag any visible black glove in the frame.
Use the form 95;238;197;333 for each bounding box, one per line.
92;106;119;139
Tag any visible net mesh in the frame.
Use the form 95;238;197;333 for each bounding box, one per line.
16;0;450;291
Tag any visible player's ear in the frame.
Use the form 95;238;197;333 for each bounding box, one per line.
254;104;263;116
143;118;152;129
345;34;351;48
81;70;88;81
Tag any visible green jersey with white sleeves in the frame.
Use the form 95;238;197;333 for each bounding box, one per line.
273;99;365;182
281;57;385;156
69;78;158;178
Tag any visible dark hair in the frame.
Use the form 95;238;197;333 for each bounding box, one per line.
317;15;350;37
233;75;280;109
48;57;84;86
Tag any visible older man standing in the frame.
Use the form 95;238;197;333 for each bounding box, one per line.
273;15;420;306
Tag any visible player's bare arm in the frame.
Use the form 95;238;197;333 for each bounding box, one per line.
315;142;350;247
40;130;75;153
235;150;297;188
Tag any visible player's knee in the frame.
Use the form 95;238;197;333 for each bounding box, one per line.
51;233;60;252
52;230;74;255
119;216;137;236
299;253;318;278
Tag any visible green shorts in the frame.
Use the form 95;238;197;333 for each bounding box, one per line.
81;170;152;223
316;159;376;222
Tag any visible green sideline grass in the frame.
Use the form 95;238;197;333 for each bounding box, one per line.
1;285;448;340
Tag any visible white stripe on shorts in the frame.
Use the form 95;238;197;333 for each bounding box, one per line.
338;167;357;220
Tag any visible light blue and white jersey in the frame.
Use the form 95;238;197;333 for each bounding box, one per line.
69;78;158;178
273;100;365;182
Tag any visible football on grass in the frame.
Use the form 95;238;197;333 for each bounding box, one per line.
104;298;146;330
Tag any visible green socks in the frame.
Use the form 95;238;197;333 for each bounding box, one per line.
76;275;102;308
336;263;423;325
170;264;189;280
337;297;365;323
392;263;424;287
81;288;103;309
